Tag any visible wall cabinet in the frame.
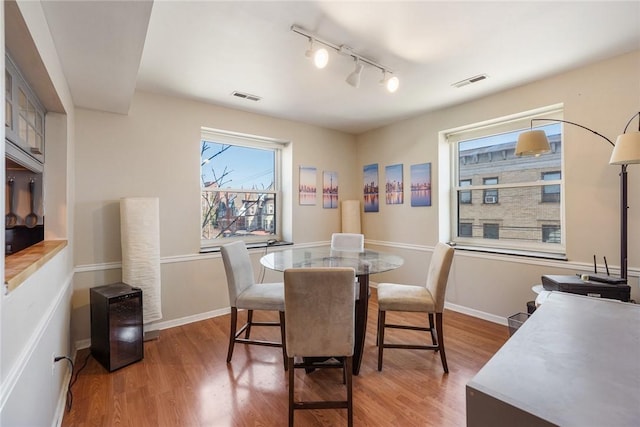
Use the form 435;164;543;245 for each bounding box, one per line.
5;54;45;164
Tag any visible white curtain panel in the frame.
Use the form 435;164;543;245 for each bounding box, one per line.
120;197;162;324
341;200;361;234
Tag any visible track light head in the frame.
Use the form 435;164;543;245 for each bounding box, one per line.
346;61;364;88
380;71;399;93
305;38;329;69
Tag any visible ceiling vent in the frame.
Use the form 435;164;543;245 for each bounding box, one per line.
231;91;262;102
451;74;488;88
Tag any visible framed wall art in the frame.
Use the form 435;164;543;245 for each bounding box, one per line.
323;171;338;209
299;166;317;205
410;162;431;207
385;163;404;205
363;163;379;212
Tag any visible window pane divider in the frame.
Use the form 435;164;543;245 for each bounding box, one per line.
455;180;562;191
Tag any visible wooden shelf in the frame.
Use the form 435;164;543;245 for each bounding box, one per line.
4;240;68;293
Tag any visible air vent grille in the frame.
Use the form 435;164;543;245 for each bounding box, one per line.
451;74;488;88
231;91;262;102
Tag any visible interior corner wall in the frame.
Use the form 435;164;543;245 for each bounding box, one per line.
1;1;75;426
357;50;640;319
71;91;358;343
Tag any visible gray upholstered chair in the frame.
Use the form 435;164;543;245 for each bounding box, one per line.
284;267;356;427
220;241;287;369
376;242;455;373
330;233;364;252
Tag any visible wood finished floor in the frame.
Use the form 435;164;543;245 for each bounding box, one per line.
62;289;509;427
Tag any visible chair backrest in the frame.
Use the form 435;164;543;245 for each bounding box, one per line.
425;242;455;312
284;267;356;358
330;233;364;252
221;241;256;305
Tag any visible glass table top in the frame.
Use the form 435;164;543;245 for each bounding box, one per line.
260;246;404;276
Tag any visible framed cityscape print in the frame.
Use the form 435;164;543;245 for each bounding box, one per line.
385;163;404;205
410;162;431;207
299;166;316;205
363;163;379;212
323;171;338;208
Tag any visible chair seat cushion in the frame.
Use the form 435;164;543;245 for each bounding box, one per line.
377;283;435;312
236;282;285;311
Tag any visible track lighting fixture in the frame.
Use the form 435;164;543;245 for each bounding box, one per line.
380;71;399;93
305;38;329;69
291;25;399;93
346;60;364;88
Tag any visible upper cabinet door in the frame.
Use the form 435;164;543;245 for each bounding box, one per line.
5;54;45;164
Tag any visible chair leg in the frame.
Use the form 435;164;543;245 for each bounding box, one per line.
375;310;380;347
245;309;254;339
435;312;449;374
377;309;386;371
345;356;353;427
227;307;238;363
428;313;437;347
288;357;295;427
279;311;288;371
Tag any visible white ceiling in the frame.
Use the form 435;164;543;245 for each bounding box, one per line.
40;1;640;134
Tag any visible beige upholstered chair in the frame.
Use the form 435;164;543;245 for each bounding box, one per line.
376;242;455;373
330;233;366;300
221;241;287;369
284;267;356;427
331;233;364;252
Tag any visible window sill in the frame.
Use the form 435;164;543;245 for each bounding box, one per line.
451;244;567;261
200;240;293;254
4;240;68;293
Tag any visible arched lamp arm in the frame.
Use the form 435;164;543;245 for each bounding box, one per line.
530;118;615;147
621;111;640;133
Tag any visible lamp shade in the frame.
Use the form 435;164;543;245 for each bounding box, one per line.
610;132;640;165
515;130;551;157
346;62;364;88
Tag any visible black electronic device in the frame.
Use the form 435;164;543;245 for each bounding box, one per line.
541;275;631;302
90;283;144;372
576;273;627;285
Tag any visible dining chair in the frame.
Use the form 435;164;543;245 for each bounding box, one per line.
330;233;366;300
220;241;287;369
376;242;455;373
330;232;364;252
284;267;356;427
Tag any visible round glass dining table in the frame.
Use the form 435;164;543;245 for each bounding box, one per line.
260;246;404;375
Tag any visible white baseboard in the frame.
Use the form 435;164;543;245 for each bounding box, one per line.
444;301;508;326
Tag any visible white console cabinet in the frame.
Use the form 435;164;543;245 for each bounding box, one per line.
467;292;639;426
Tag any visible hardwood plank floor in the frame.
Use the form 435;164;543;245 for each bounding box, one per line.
62;289;509;426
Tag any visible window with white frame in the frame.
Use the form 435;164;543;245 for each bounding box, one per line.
448;107;565;256
200;128;285;249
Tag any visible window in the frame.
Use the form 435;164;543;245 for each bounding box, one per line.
541;171;561;203
200;128;286;249
483;223;499;239
483;177;498;204
542;224;561;243
459;222;473;237
448;106;564;255
459;179;472;204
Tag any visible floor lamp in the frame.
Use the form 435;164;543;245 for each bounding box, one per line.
516;112;640;280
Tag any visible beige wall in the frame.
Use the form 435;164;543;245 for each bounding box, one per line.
358;50;640;317
72;91;358;341
71;51;640;344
